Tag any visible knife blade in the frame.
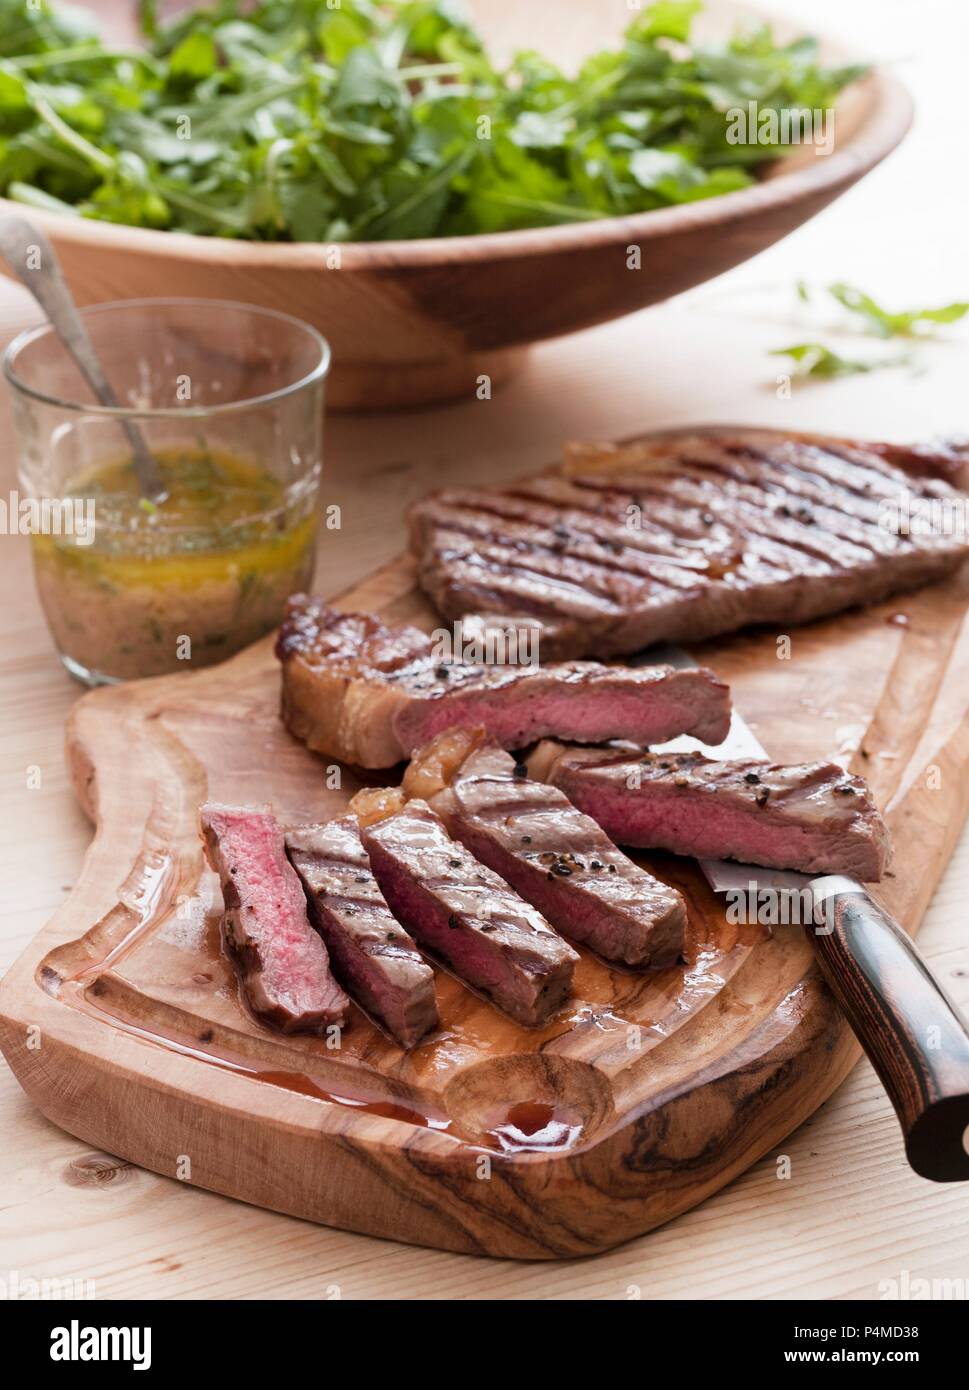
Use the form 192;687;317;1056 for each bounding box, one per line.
646;645;969;1182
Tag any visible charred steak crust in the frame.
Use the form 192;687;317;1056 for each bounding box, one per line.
408;428;969;660
275;596;730;768
360;800;578;1027
527;743;891;882
199;802;349;1034
429;744;685;968
275;602;430;768
286;816;439;1049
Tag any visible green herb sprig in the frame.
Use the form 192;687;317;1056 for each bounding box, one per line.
771;282;968;381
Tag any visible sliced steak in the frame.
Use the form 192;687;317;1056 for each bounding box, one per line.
286;817;439;1048
408;427;969;659
360;800;578;1026
427;742;685;968
276;596;730;767
199;803;349;1033
527;744;891;882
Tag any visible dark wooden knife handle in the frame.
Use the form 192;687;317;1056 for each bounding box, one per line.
809;885;969;1181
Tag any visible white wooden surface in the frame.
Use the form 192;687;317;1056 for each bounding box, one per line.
1;0;968;1299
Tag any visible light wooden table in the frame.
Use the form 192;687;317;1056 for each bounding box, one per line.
2;0;968;1299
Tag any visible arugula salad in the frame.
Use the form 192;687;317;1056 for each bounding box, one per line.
0;0;866;242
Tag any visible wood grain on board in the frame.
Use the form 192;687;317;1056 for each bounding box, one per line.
1;434;968;1259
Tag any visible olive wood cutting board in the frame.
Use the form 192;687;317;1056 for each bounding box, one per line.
2;466;969;1258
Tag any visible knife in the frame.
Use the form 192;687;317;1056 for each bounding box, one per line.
650;649;969;1182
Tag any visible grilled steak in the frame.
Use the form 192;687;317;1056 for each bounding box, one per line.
527;744;891;882
408;427;969;659
426;741;684;967
276;596;730;767
286;817;439;1048
199;803;349;1033
360;800;578;1026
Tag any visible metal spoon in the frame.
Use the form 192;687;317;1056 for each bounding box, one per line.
0;214;167;503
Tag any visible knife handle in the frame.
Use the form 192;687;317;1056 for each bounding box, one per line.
809;881;969;1181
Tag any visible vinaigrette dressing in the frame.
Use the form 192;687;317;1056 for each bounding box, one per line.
32;447;317;681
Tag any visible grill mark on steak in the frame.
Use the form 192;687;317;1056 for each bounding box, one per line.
527;743;891;883
515;475;714;544
413;499;712;591
683;431;915;500
276;598;731;766
428;534;631;618
428;744;685;968
642;468;901;571
409;430;969;659
433;525;645;603
199;803;349;1034
286;816;439;1049
413;488;707;570
565;461;902;565
474;473;838;588
361;800;578;1027
672;447;929;551
507;478;722;553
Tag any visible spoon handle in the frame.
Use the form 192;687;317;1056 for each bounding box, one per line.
0;214;167;502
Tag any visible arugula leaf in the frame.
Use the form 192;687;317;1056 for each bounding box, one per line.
629;147;697;189
362;147;469;238
770;343;908;380
331;45;400;112
508;111;573;150
828;282;969;338
275;178;335;240
628;1;702;44
167;31;217;83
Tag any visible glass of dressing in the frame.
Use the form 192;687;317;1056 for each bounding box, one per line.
4;298;329;684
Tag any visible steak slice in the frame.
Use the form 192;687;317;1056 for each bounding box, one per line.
360;800;578;1026
408;427;969;659
199;803;349;1034
527;744;891;882
276;596;730;767
427;742;685;968
286;817;439;1048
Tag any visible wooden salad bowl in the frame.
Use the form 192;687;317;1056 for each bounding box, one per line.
0;1;912;409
